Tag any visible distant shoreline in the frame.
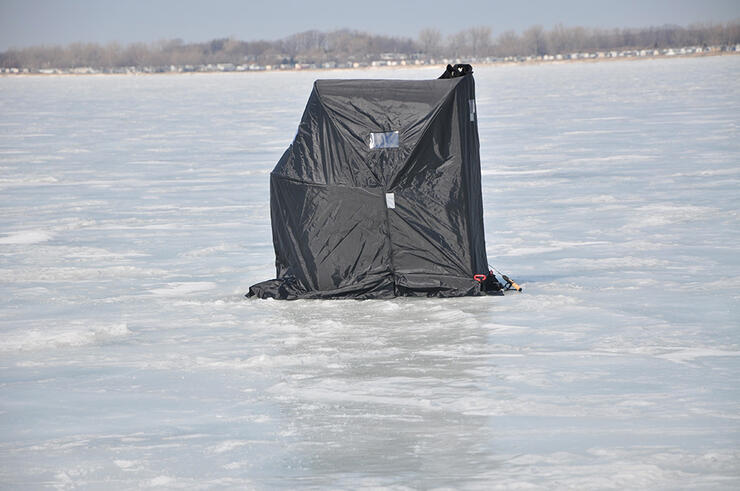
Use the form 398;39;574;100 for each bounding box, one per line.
2;49;737;77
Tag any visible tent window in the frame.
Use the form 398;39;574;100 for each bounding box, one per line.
368;131;399;149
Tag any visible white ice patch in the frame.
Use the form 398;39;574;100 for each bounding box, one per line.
551;256;670;271
58;147;91;154
145;476;177;487
180;244;237;258
0;230;53;245
656;348;740;365
207;440;250;454
551;195;619;204
149;282;217;296
0;175;59;187
114;459;143;471
619;204;715;232
481;167;554;176
671;168;740;177
1;323;131;351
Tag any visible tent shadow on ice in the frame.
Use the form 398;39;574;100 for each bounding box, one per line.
248;64;505;299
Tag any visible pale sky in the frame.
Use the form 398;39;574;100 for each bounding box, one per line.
1;0;738;51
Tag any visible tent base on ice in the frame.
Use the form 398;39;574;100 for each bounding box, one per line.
248;64;504;300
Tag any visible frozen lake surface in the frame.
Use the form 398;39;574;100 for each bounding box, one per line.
1;57;739;488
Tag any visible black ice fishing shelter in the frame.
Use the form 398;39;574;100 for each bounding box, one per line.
249;64;499;299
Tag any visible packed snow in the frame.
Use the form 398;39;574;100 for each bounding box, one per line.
1;56;739;489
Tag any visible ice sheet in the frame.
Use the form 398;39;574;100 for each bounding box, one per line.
1;57;739;488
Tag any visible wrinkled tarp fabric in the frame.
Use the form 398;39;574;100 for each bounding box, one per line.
249;67;493;299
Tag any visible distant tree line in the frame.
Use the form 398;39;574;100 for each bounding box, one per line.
2;22;739;70
435;22;740;58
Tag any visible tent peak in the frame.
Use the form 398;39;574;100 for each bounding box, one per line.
438;64;473;79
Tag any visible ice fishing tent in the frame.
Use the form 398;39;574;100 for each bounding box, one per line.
249;64;500;299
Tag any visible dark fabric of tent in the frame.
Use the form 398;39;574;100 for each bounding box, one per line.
249;64;499;299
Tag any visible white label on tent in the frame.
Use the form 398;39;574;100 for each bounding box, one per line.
385;193;395;209
368;131;399;149
469;99;476;121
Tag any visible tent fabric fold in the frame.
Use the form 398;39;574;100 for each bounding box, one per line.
248;65;496;299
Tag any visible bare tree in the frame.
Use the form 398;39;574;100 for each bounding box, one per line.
493;30;521;57
448;30;470;58
469;26;492;57
522;25;548;56
418;28;442;56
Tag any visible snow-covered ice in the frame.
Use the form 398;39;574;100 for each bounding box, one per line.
1;56;739;489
